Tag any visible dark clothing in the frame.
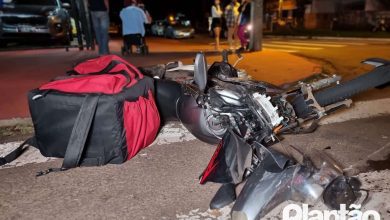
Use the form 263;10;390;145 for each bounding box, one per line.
88;0;107;11
238;2;251;25
91;11;110;55
123;34;144;47
211;17;222;29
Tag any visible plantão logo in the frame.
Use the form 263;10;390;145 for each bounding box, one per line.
283;204;381;220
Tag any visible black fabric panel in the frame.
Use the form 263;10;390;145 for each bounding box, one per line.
154;79;182;122
117;76;155;101
28;90;127;165
202;130;251;184
27;76;156;167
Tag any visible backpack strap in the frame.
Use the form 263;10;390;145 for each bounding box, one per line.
0;138;35;166
36;95;100;176
62;95;99;168
67;60;121;75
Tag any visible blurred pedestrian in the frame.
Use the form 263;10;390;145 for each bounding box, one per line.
120;0;149;53
120;0;149;37
237;0;251;51
380;17;388;31
211;0;223;51
138;0;152;24
225;0;240;50
88;0;110;55
137;0;152;35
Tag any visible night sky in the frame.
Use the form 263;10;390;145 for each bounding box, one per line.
146;0;223;18
143;0;203;19
111;0;232;31
142;0;231;29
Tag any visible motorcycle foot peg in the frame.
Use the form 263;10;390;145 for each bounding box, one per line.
210;183;236;209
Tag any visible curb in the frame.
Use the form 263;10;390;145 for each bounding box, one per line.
0;118;32;127
265;35;390;42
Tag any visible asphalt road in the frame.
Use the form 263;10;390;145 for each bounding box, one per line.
0;35;390;219
0;115;389;220
1;35;389;119
261;38;390;78
260;37;390;101
0;36;317;119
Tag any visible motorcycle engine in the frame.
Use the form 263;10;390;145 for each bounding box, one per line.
251;93;284;128
208;85;247;108
205;82;286;141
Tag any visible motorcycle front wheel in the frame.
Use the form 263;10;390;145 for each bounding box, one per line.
293;64;390;118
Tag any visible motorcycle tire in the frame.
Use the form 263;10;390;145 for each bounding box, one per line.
292;65;390;118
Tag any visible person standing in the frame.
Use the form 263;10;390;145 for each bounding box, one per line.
237;0;251;51
225;0;240;50
211;0;223;51
89;0;110;55
137;0;152;24
120;0;149;37
120;0;149;53
137;0;152;35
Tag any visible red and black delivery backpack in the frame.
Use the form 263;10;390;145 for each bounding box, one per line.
0;55;160;175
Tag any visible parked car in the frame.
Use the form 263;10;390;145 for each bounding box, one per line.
0;0;72;46
151;14;195;39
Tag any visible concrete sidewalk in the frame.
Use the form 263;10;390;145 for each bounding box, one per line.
0;38;317;120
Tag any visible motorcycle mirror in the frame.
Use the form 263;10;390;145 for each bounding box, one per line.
222;50;229;63
236;50;243;59
194;52;208;92
62;3;71;9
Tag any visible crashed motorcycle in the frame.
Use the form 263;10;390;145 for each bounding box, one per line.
140;52;390;219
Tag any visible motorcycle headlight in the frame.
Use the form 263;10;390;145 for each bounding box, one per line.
291;150;344;204
49;15;62;23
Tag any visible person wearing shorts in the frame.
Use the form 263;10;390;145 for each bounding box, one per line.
225;0;240;50
211;0;223;51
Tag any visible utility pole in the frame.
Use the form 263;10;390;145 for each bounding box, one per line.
79;0;94;50
249;0;263;51
70;0;84;50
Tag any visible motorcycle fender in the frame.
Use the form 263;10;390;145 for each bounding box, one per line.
199;130;252;185
231;164;297;220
